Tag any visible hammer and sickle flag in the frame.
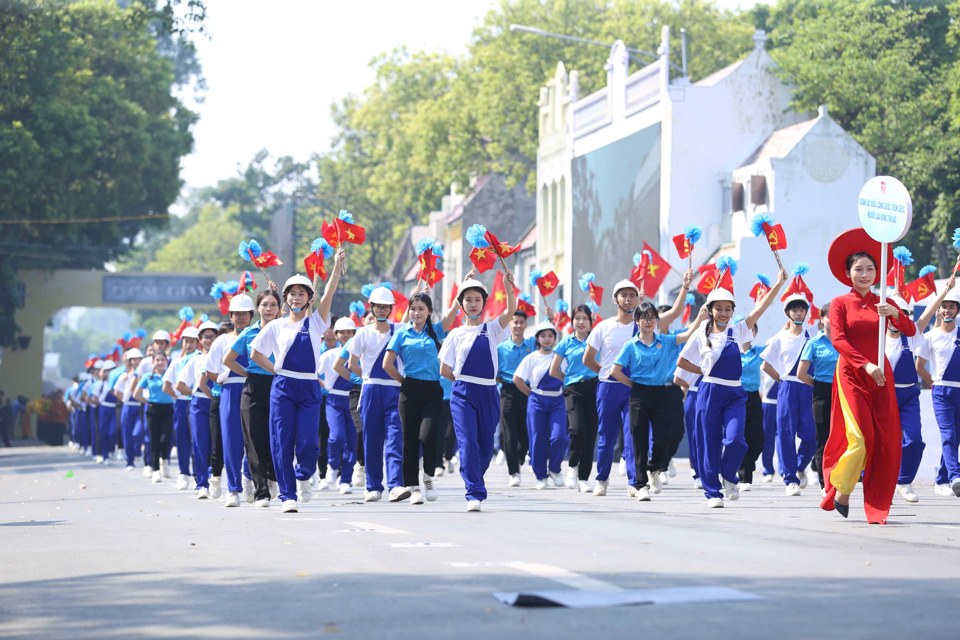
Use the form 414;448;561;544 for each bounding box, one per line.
697;263;719;295
762;223;787;251
906;272;936;302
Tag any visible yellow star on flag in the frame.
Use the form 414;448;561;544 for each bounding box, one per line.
647;264;660;277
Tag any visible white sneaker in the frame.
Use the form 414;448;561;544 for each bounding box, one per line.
508;474;521;487
466;500;481;512
740;482;752;492
650;471;663;495
224;491;240;507
896;484;919;503
269;480;279;500
496;449;506;465
176;474;190;491
151;470;162;484
85;446;93;457
636;486;651;501
564;467;578;489
798;470;808;489
668;460;677;478
593;480;608;496
627;485;638;498
762;474;774;484
934;484;952;496
423;475;438;501
255;498;269;508
296;479;312;503
327;466;340;486
660;473;669;486
707;497;724;508
242;477;255;503
723;478;739;501
339;483;353;495
318;476;331;491
281;500;298;513
820;488;827;498
785;483;801;496
352;464;365;487
410;489;424;505
435;465;445;477
446;459;455;474
364;490;382;503
143;465;153;478
209;476;222;499
125;465;135;472
535;479;548;490
95;455;104;464
160;459;171;478
549;471;563;487
308;473;317;487
388;486;412;502
952;479;960;497
618;458;627;476
196;487;209;499
451;454;460;468
694;478;703;489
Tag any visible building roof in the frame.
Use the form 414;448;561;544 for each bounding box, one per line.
445;173;493;223
738;117;818;168
694;58;746;88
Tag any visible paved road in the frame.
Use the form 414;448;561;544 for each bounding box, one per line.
2;446;959;639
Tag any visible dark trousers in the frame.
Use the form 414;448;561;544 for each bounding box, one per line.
440;399;456;460
147;403;174;471
628;384;670;488
499;381;529;476
350;384;364;467
662;384;686;467
811;381;833;488
241;373;276;500
738;390;765;483
398;377;443;485
565;378;599;481
209;395;223;477
317;394;329;477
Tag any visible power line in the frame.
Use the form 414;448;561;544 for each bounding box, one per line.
0;213;171;225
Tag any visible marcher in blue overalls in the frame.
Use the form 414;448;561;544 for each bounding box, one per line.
439;274;517;512
319;317;359;495
175;322;219;498
99;360;123;462
678;270;786;507
251;256;343;513
117;350;144;469
759;377;779;481
163;329;199;489
674;366;702;486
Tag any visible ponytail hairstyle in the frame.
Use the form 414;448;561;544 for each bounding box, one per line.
703;301;737;348
409;292;442;352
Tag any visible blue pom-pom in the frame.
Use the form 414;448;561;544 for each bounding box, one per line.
381;282;393;291
893;246;913;266
953;228;960;249
416;237;437;256
587;301;600;312
111;345;121;353
99;352;107;359
684;224;703;244
717;256;738;275
199;314;209;322
432;243;444;258
122;331;132;342
791;262;809;277
529;269;544;287
87;353;97;360
685;293;695;306
555;299;569;313
578;273;595;291
178;306;194;321
210;281;224;299
756;272;771;287
223;280;240;295
519;293;532;303
466;224;490;249
349;301;365;315
135;329;146;339
633;252;642;267
238;241;250;261
749;213;773;238
360;284;375;298
338;209;354;224
919;265;936;278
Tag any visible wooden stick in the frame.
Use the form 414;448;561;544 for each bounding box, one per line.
335;222;347;276
772;249;784;272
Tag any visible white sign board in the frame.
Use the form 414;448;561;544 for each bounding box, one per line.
857;176;912;243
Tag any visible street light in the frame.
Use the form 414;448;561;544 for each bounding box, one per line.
509;24;686;76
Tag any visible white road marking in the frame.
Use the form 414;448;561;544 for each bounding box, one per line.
338;521;409;534
387;542;457;548
500;561;622;592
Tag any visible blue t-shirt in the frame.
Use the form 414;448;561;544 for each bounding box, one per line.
339;340;363;385
106;366;125;394
497;337;536;381
553;334;598;386
440;376;452;400
387;321;447;381
231;323;276;377
800;332;839;384
740;345;764;392
137;372;174;404
614;333;681;386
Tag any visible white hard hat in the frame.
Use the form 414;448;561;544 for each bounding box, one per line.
197;321;220;334
282;274;315;297
101;360;117;370
706;288;736;305
782;293;811;313
532;321;557;337
152;330;171;342
181;327;200;340
228;293;255;313
944;290;960;306
93;360;106;369
334;317;357;332
458;279;488;302
887;294;910;311
368;286;395;306
125;348;143;360
612;279;640;298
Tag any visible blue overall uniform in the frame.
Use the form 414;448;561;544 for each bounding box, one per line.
930;327;960;486
761;379;779;477
77;380;91;450
219;346;249;494
683;374;702;480
169;352;198;476
773;331;817;485
516;351;567;481
889;333;925;484
181;356;213;489
692;327;748;500
320;348;357;486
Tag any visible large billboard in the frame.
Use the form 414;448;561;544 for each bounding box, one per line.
572;124;661;314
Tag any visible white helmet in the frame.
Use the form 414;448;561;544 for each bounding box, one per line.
228;293;255;313
152;330;171;342
282;274;315;298
532;321;557;337
612;279;640;298
93;360;106;369
457;279;488;304
124;348;144;360
706;288;736;305
334;317;357;332
887;294;910;311
181;327;200;340
943;290;960;307
101;360;117;370
782;293;811;313
369;286;395;306
197;321;220;335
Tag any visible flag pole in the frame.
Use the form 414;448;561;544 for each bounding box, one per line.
878;243;888;367
335;220;347;276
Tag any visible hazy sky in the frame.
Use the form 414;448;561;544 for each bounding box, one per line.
179;0;766;193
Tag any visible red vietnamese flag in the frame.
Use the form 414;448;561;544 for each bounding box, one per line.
906;273;936;302
716;268;735;294
485;230;521;260
335;217;366;245
630;252;650;291
672;233;692;260
516;295;537;317
640;242;671;297
535;271;560;298
750;281;771;303
762;223;787;251
485;271;508;320
697;264;719;295
809;303;821;325
469;246;497;273
322;220;341;248
682;301;693;324
252;251;283;268
303;252;327;282
390;290;409;323
448;283;462;329
553;311;571;333
417;250;444;286
588;281;604;305
886;265;911;300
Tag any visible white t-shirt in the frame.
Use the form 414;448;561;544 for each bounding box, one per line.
113;371;135;403
205;334;238;379
348;323;403;382
318;347;348;392
924;324;959;382
759;370;777;402
136;358;153;377
760;329;812;379
439;320;510;382
885;332;928;372
513;351;557;391
177;353;209;396
680;320;753;378
250;309;331;377
585;318;637;381
164;351;198;399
